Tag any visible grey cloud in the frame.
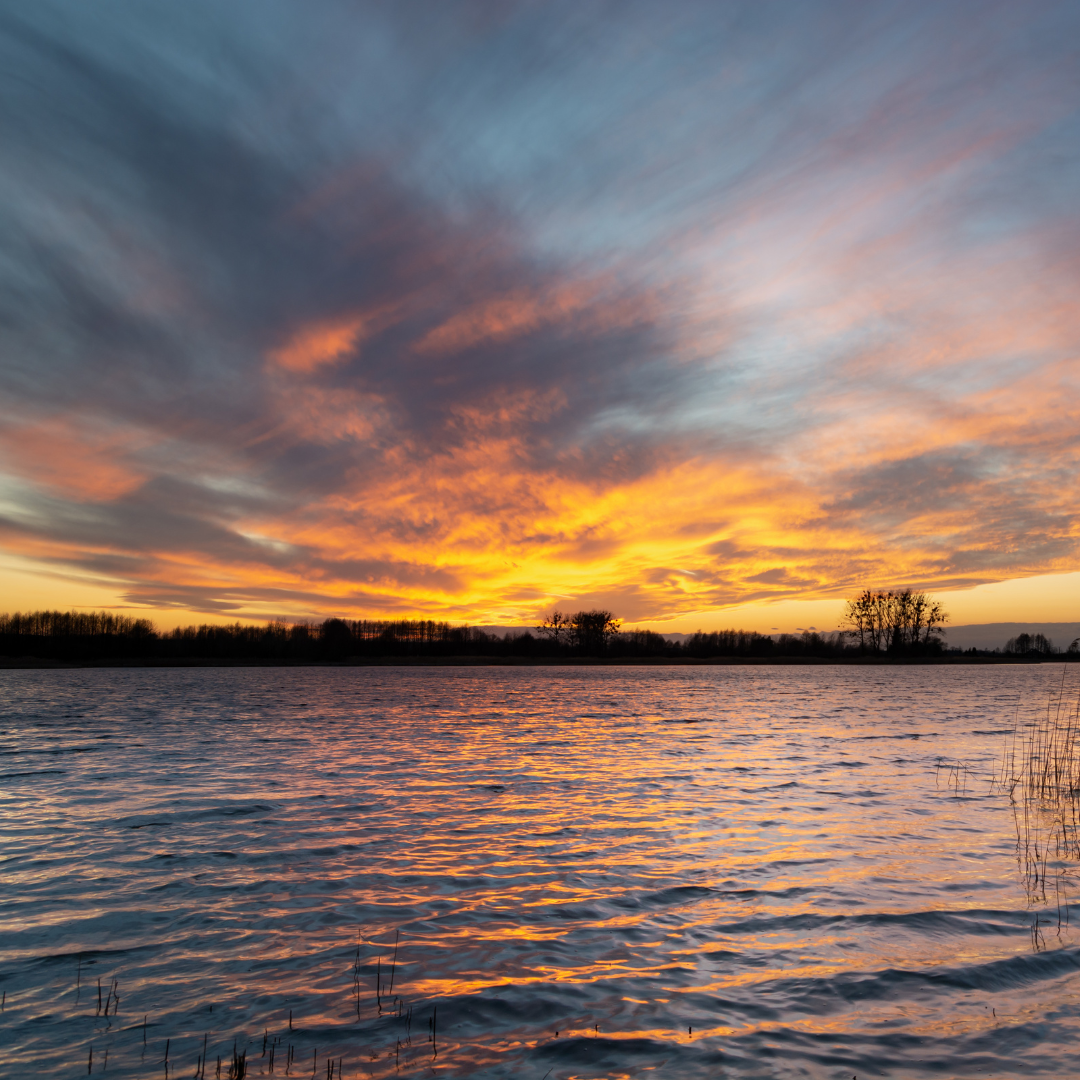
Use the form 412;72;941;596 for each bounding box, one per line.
826;452;992;522
0;3;688;463
825;449;1078;570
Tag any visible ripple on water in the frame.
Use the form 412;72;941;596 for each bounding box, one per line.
0;665;1078;1077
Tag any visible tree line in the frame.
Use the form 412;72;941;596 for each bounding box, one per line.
0;591;1068;663
1003;632;1080;657
0;609;854;661
0;610;156;659
0;613;504;662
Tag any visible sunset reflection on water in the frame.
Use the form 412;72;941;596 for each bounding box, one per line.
2;666;1079;1077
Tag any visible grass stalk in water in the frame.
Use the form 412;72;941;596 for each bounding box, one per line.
994;676;1080;915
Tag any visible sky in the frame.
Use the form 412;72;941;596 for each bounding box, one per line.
1;1;1078;633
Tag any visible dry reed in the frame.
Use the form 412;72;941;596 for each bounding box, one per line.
993;674;1080;935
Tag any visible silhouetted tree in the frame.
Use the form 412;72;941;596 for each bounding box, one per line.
536;610;571;646
1004;632;1056;656
842;589;947;654
320;618;353;660
569;610;621;654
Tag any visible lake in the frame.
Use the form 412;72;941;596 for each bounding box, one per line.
2;665;1078;1078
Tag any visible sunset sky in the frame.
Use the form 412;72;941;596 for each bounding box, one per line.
1;2;1078;633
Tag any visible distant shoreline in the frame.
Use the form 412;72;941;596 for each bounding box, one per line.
1;654;1073;669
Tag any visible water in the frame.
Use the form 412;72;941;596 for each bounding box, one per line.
2;665;1079;1078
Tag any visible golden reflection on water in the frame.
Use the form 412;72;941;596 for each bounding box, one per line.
3;666;1080;1077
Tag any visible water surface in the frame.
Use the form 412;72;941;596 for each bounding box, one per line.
2;666;1078;1078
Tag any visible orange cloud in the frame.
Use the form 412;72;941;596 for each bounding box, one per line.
414;280;646;356
269;313;382;372
0;419;148;501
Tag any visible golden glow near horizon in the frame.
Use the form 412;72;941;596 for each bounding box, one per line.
4;541;1080;638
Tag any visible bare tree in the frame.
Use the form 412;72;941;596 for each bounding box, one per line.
842;589;947;653
569;610;622;654
1004;632;1056;656
536;610;571;646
